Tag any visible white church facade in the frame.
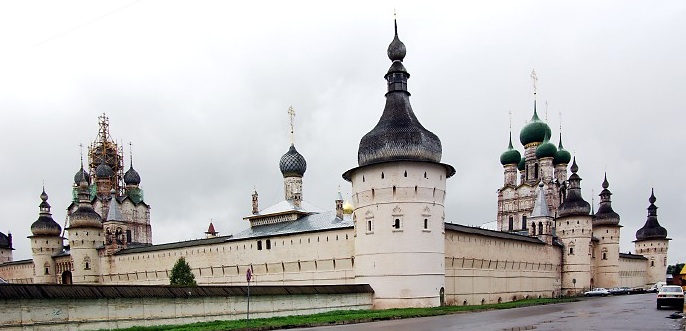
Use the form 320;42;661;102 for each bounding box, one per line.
0;21;671;309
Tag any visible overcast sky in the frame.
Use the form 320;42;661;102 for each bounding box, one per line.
1;1;684;266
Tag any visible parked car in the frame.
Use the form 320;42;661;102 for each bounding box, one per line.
609;287;630;295
628;287;647;294
648;281;666;293
584;288;610;297
656;285;684;309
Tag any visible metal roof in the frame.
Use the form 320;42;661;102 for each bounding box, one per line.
445;222;545;245
0;259;33;266
619;252;647;260
235;211;352;239
247;199;324;219
0;284;373;300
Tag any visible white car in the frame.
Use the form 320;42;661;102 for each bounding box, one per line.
584;288;610;297
656;285;684;309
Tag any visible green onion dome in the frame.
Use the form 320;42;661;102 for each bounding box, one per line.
553;133;571;165
535;132;557;159
518;156;526;171
499;133;521;166
519;102;552;146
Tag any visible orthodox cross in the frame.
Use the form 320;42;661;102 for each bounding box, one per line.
530;69;538;96
129;142;133;165
545;100;549;122
78;143;84;166
288;106;296;144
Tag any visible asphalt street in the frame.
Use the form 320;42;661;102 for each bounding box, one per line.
294;293;684;331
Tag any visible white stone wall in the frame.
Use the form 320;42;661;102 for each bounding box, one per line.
100;228;355;286
67;227;103;284
0;261;34;283
618;255;648;288
0;292;372;331
0;247;12;264
351;161;448;309
444;229;561;305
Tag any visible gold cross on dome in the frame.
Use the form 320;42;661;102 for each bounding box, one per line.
288;106;296;144
530;69;538;95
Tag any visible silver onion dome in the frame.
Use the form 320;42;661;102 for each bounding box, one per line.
279;144;307;177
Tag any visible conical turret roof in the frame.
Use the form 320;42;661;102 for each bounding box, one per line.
635;189;668;240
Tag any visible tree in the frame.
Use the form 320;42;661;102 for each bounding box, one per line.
169;257;197;286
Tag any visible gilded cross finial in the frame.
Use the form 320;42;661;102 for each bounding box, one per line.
129;142;133;166
508;110;512;131
530;69;538;97
78;143;84;166
288;106;296;144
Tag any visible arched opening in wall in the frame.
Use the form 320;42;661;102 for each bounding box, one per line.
531;222;536;235
404;170;407;177
481;298;485;305
424;172;427;179
381;172;384;179
534;163;539;179
522;215;527;230
497;297;502;304
569;247;574;255
602;252;607;260
266;239;271;250
393;186;396;197
439;287;445;306
538;222;543;235
512;295;517;301
61;271;72;284
651;260;655;267
44;262;50;275
508;216;514;231
463;300;467;306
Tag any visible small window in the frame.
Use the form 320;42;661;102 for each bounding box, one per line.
651;260;655;267
602;253;607;260
393;218;401;229
381;172;384;179
538;222;543;235
522;216;527;230
367;220;373;232
266;239;271;250
569;247;574;255
508;217;514;231
424;218;428;229
126;230;132;243
404;171;407;177
257;241;263;250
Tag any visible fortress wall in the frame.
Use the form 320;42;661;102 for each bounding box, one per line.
100;228;355;286
0;260;34;284
618;255;648;288
0;284;372;331
444;229;562;305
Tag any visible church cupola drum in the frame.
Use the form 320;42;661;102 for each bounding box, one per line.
343;19;454;309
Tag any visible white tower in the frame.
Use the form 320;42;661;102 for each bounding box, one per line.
634;189;670;286
66;175;103;284
592;174;621;289
29;189;63;283
343;20;455;309
555;158;593;295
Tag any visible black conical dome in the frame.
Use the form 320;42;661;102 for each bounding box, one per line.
635;189;667;240
357;20;442;167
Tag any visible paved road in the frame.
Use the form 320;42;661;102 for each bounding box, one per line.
295;294;684;331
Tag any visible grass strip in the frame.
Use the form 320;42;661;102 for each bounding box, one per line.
96;297;578;331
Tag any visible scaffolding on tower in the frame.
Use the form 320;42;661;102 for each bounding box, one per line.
88;113;125;196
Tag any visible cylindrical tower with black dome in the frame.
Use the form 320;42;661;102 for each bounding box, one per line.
592;174;622;289
634;189;670;286
66;177;103;284
29;189;63;283
555;158;593;295
343;20;455;309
